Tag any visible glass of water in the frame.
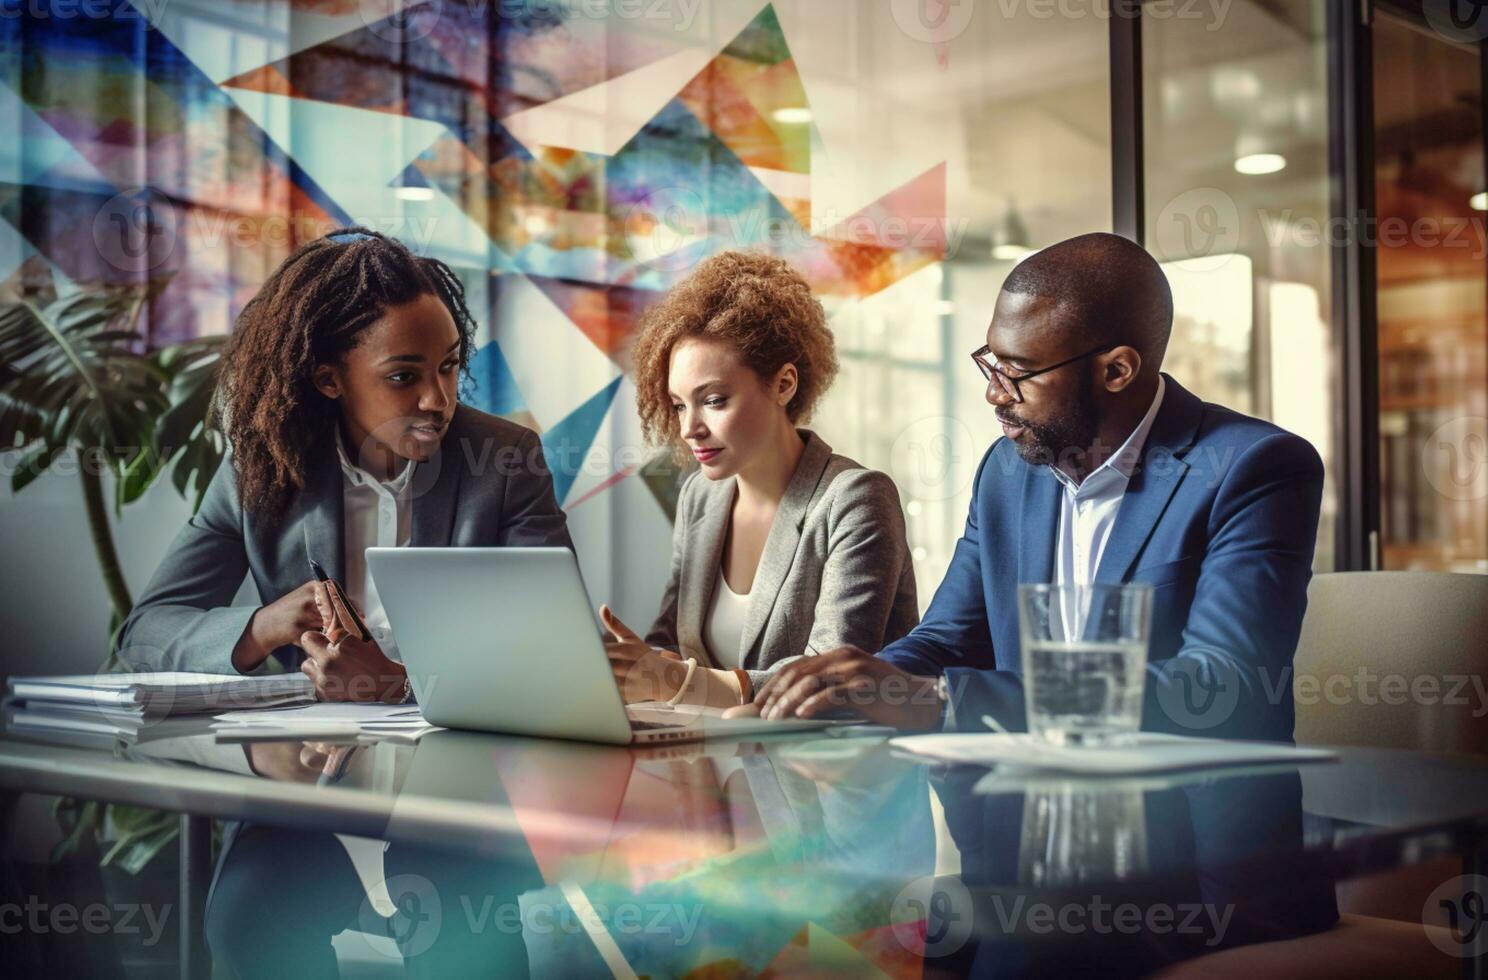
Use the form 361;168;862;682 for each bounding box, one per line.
1017;583;1153;745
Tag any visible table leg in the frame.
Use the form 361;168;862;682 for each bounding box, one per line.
179;814;212;980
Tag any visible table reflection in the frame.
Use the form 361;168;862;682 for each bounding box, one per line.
209;731;935;978
106;726;1345;977
930;768;1339;976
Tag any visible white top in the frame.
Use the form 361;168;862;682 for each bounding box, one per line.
336;434;414;661
703;566;753;669
1050;375;1166;588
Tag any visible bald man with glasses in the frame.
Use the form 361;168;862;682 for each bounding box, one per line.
731;232;1325;742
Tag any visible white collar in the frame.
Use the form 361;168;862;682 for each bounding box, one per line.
1052;375;1166;493
335;429;415;494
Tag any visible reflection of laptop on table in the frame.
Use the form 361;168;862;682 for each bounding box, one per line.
368;548;845;745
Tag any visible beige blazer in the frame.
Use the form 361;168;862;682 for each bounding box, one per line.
645;430;920;688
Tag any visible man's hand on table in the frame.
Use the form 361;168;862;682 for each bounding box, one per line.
721;646;945;731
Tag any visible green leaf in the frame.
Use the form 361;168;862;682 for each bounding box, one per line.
109;803;171;834
10;441;66;494
101;818;180;875
147;335;225;515
117;440;164;505
0;292;164;464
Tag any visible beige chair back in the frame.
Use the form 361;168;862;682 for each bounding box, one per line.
1293;571;1488;754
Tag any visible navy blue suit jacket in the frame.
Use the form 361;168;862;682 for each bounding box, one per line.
879;375;1325;740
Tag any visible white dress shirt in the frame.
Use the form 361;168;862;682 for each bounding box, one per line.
336;435;414;661
703;566;752;669
1051;376;1166;589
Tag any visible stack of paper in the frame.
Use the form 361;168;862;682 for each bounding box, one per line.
2;700;217;747
8;672;315;717
211;702;439;744
3;671;318;747
889;732;1337;775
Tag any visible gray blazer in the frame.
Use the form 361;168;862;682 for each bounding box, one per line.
118;405;573;674
645;430;919;688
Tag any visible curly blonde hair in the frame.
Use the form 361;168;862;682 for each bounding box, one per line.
631;251;838;446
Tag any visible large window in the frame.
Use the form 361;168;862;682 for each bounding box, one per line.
1372;11;1487;573
1143;0;1337;570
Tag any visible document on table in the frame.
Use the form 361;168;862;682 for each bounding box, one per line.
211;703;440;742
9;671;315;717
888;732;1337;775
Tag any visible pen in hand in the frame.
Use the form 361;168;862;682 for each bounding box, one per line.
308;558;372;643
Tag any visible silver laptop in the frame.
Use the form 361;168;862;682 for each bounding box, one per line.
366;547;846;745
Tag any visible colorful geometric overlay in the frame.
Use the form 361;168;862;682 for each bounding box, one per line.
2;1;949;512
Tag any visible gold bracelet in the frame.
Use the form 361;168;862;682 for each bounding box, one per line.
730;668;753;705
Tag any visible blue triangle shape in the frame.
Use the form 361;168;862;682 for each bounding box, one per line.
463;340;525;418
540;376;623;505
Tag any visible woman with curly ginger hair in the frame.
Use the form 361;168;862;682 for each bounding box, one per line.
119;228;571;699
602;251;919;710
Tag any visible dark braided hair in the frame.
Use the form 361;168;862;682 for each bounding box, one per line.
218;227;478;519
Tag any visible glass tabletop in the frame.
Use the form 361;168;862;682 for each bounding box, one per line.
4;725;1487;976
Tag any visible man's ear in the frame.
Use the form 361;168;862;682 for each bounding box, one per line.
1102;347;1142;393
774;362;799;407
312;363;342;400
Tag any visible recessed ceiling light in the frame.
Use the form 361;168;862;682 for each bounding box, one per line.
1234;153;1286;175
772;107;812;125
396;186;434;201
1471;191;1487;211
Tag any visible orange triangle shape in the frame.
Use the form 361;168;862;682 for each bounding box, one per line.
820;163;948;255
220;63;301;100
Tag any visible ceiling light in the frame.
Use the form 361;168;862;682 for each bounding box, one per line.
396;186;434;201
1234;153;1286;175
772;107;812;125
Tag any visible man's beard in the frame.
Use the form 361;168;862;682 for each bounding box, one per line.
998;382;1098;469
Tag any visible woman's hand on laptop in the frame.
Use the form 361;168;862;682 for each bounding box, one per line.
600;605;687;703
298;585;407;702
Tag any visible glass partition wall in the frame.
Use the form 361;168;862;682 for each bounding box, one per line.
1143;0;1338;570
1372;11;1488;572
1142;0;1488;575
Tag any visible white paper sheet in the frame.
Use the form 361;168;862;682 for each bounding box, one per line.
889;732;1337;775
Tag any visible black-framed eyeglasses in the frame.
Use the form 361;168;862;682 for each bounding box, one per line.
970;343;1116;403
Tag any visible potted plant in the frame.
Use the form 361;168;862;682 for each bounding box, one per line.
0;285;227;893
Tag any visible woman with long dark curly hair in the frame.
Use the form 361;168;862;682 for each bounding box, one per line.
601;250;919;710
119;227;572;699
